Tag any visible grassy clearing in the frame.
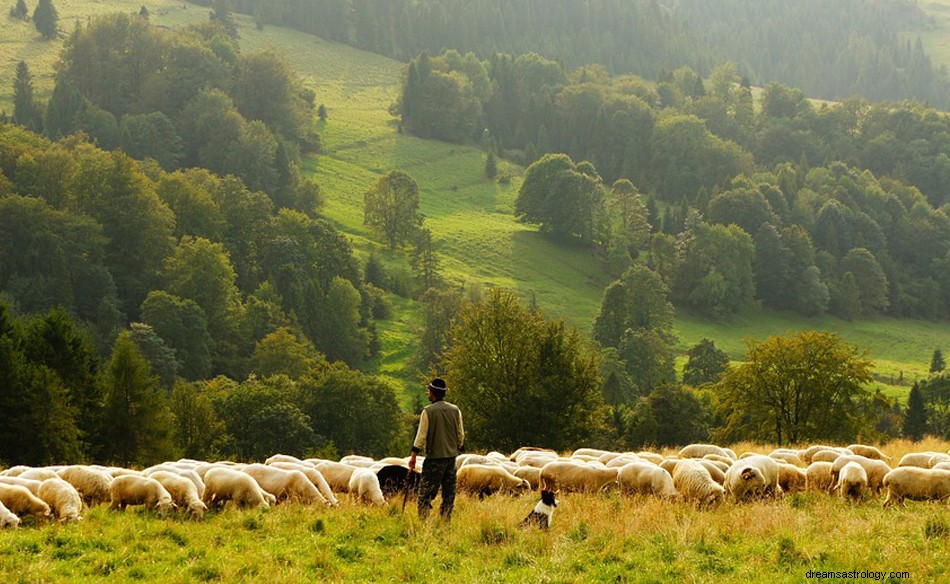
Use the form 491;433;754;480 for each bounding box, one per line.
2;439;948;582
0;3;945;403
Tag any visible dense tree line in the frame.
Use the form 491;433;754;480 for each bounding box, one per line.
202;0;950;109
13;13;319;211
0;300;404;465
398;50;950;322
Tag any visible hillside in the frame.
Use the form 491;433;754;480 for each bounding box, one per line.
0;3;946;402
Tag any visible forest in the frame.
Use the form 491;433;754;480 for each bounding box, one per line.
2;3;950;467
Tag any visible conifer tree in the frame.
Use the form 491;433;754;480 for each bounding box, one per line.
13;60;42;132
484;151;497;179
931;348;945;374
903;382;927;442
11;0;28;20
33;0;57;40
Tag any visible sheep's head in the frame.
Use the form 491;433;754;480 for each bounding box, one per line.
0;514;19;528
155;499;175;515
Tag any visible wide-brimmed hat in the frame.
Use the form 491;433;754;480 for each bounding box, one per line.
427;378;448;393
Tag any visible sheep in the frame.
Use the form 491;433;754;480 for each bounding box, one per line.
241;464;325;505
511;466;542;490
18;468;58;482
724;462;768;501
659;458;680;475
728;455;782;499
144;466;206;499
697;460;727;485
702;454;734;466
811;450;845;464
0;465;31;477
618;462;678;499
57;466;113;506
109;475;174;515
933;462;950;472
0;483;51;520
597;452;629;465
539;460;619;493
457;454;505;470
897;452;950;469
571;448;611;459
846;444;891;462
267;462;338;506
777;463;806;494
799;445;851;464
672;460;724;507
265;454;307;466
103;467;142;479
348;469;385;505
805;462;835;492
456;464;530;497
148;471;207;518
37;478;82;522
678;444;735;461
314;461;359;492
882;467;950;508
515;453;560;469
0;500;19;528
834;462;868;502
202;467;271;509
636;452;665;465
770;452;805;467
0;476;42;496
830;455;890;494
605;455;646;469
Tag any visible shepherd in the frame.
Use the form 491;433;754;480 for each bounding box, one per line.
408;378;465;522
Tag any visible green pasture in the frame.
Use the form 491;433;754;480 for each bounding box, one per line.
1;488;946;583
0;2;945;403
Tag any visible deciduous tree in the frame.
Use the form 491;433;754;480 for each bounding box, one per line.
363;170;422;249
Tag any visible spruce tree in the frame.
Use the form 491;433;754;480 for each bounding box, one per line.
12;60;42;132
484;150;498;179
12;0;28;19
32;0;57;40
931;348;945;374
903;382;927;442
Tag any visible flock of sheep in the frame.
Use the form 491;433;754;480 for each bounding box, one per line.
1;443;949;528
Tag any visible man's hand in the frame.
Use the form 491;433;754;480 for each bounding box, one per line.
409;453;417;472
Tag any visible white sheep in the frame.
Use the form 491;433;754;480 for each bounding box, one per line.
724;462;767;501
571;447;611;459
348;469;385;505
697;460;727;485
617;462;678;499
0;476;42;495
799;445;851;464
202;467;271;509
678;444;736;461
846;444;891;462
0;483;51;520
882;467;950;508
314;461;360;492
37;478;82;522
57;465;113;506
17;468;58;482
727;455;781;499
830;455;890;494
897;452;950;469
810;450;845;464
672;459;724;507
456;464;530;496
605;455;646;469
0;500;19;528
0;466;31;477
805;462;835;492
515;453;560;469
834;462;868;502
509;446;558;462
777;463;806;494
636;452;665;465
539;460;619;493
770;452;805;467
241;464;325;505
265;454;307;465
511;466;542;490
702;454;735;466
267;462;338;506
148;471;207;518
109;475;174;515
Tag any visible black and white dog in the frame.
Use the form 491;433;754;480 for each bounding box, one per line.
520;489;558;530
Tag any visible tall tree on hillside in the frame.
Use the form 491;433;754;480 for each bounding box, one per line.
210;0;237;38
903;382;927;442
363;170;423;249
13;61;42;132
716;331;873;444
11;0;28;20
99;331;176;466
33;0;57;40
931;348;946;374
682;338;730;387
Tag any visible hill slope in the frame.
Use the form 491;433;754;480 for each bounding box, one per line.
0;4;944;400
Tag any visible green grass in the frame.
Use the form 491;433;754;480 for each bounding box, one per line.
1;3;946;404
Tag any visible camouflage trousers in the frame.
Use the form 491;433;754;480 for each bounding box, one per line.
417;457;456;521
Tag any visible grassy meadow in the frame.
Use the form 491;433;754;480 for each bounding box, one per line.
0;3;947;401
3;439;950;583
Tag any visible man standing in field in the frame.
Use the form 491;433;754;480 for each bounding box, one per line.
409;378;464;521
